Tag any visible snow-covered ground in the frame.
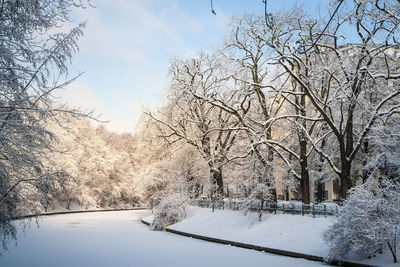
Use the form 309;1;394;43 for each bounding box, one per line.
145;207;395;267
168;207;333;257
0;210;325;267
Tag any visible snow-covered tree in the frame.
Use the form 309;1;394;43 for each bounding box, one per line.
0;0;89;252
240;157;275;221
362;114;400;183
145;53;248;200
185;13;331;204
151;193;189;231
323;176;400;263
138;143;208;210
324;113;400;263
47;116;141;210
263;0;400;199
143;0;400;206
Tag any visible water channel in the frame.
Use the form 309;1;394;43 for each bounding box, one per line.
0;210;324;267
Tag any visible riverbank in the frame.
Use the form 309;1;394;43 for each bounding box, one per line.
142;207;396;267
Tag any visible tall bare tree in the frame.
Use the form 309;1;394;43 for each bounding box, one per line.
146;54;248;200
264;0;400;199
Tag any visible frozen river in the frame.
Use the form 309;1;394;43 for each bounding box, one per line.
0;210;325;267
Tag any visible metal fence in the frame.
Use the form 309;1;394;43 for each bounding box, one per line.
193;199;339;217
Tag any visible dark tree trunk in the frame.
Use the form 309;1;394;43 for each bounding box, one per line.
251;134;277;204
254;66;277;204
297;87;311;204
340;106;354;200
211;167;224;197
388;227;398;263
316;135;326;203
285;187;289;201
388;241;397;263
215;169;224;196
66;197;71;210
194;182;200;198
270;188;277;204
187;175;194;198
362;140;371;183
265;128;277;204
299;127;310;204
316;182;324;203
300;158;310;204
340;160;352;200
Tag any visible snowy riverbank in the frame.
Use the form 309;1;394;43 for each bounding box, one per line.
171;207;333;257
143;206;397;267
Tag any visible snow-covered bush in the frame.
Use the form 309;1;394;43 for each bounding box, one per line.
151;194;189;231
323;177;400;263
240;183;274;221
240;160;275;221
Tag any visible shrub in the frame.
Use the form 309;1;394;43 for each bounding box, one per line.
151;193;189;230
323;177;400;263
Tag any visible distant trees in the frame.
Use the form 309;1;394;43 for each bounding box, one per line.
134;116;209;209
47;116;141;210
0;0;89;252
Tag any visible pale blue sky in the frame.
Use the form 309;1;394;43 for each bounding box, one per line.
59;0;326;133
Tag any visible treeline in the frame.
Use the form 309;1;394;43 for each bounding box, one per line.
42;116;141;210
143;1;400;207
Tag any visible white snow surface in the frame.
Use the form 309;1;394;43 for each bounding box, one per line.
0;210;325;267
162;207;397;267
169;207;333;257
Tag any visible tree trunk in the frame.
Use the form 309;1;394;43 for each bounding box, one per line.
297;86;311;204
388;240;397;263
211;167;224;197
300;159;310;204
316;136;327;203
341;107;354;200
340;160;352;200
299;130;310;204
194;182;200;198
361;140;373;183
66;197;71;210
316;182;324;203
258;200;264;221
266;130;277;204
254;72;277;204
270;188;277;203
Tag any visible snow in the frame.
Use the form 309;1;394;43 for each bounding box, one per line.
169;207;334;257
166;207;398;267
0;210;325;267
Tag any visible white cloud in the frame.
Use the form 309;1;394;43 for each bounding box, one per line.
73;0;205;64
63;0;227;133
55;82;102;114
54;82;122;132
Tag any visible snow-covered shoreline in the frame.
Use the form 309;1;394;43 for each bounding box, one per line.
170;207;333;257
143;206;397;267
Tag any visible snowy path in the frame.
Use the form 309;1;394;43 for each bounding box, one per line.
0;210;326;267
